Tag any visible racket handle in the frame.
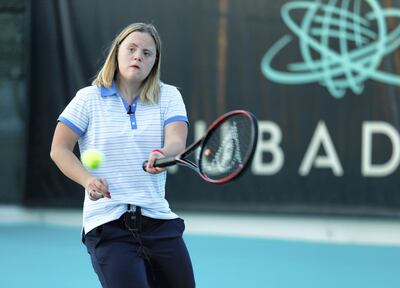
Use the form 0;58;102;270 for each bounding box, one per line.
142;156;177;171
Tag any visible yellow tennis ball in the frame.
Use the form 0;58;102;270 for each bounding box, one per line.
81;149;104;169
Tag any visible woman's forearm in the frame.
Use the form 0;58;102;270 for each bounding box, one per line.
162;141;186;157
162;122;188;157
50;147;93;189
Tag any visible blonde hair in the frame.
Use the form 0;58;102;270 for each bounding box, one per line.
92;23;162;104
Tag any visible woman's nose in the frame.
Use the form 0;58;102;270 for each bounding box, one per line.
133;51;142;61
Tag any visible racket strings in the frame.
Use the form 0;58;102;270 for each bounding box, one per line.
200;115;255;180
207;121;242;172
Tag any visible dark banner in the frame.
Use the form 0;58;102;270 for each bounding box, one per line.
27;0;400;216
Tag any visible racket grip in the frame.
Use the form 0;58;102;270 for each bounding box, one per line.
142;156;177;171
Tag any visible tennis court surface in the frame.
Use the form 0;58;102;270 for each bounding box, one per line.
1;207;400;288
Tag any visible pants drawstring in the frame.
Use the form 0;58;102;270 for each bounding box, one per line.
125;204;155;281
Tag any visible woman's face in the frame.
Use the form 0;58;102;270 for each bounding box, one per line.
117;31;157;84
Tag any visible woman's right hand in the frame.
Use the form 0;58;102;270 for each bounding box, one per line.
51;122;112;200
85;177;111;201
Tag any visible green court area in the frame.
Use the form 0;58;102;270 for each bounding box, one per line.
1;223;400;288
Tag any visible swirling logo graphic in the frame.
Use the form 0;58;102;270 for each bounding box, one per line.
261;0;400;98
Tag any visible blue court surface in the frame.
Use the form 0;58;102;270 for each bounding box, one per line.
1;222;400;288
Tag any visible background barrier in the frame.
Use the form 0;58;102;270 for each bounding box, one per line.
3;0;400;216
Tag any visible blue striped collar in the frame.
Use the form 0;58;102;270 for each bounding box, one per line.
100;81;118;97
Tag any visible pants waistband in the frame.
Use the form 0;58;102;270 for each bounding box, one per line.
119;206;164;231
127;203;139;212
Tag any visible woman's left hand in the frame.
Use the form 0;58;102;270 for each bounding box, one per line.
145;149;167;174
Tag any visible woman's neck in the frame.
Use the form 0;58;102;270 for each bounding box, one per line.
116;77;140;104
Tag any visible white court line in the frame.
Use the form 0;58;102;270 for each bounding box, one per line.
182;212;400;246
1;205;400;246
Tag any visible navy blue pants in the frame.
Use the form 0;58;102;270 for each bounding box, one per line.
83;213;195;288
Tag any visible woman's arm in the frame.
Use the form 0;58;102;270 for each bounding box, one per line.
146;121;188;173
162;121;188;156
50;122;110;199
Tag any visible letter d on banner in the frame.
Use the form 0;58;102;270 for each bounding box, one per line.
362;122;400;177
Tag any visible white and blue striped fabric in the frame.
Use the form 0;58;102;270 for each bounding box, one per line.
58;81;188;233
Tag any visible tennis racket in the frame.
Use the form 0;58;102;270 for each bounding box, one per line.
143;110;258;184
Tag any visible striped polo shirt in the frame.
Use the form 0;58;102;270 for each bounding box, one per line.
58;81;188;233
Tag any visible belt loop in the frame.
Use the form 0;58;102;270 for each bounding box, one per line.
127;203;132;212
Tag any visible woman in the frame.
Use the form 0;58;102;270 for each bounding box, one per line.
50;23;195;288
